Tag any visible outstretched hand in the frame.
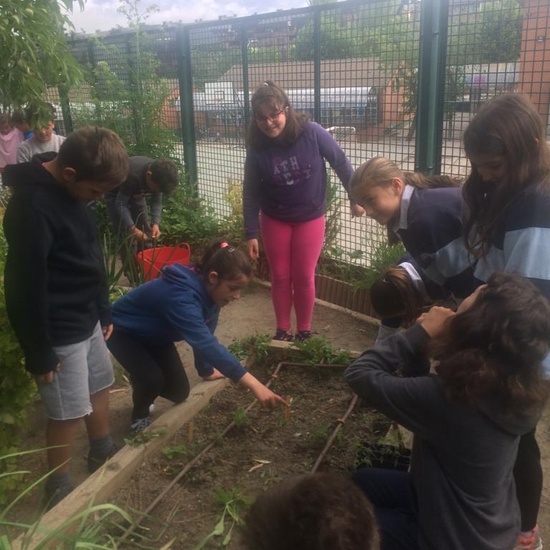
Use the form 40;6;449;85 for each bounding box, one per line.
254;386;287;409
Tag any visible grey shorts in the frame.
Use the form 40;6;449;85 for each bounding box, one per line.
38;323;114;420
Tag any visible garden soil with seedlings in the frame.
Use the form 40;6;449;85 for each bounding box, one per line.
113;359;391;549
8;282;550;547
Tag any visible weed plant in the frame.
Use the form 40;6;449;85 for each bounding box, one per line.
0;450;166;549
195;488;251;550
290;335;353;366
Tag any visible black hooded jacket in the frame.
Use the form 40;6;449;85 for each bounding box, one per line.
3;156;111;375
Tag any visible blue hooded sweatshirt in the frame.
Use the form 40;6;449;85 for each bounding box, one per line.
111;264;247;381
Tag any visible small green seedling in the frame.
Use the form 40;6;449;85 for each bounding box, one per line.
161;444;188;460
233;406;248;428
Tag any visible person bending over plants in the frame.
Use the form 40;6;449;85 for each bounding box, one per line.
346;272;550;550
108;241;286;433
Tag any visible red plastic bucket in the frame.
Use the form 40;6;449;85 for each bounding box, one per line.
136;242;191;281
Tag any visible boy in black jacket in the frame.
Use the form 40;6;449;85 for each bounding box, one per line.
3;126;129;508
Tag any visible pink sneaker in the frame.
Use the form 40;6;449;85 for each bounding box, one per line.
514;525;543;550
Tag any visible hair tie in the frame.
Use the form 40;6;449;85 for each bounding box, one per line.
262;82;270;86
220;242;228;248
219;242;235;252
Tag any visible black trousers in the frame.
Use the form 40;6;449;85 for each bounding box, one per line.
514;428;542;531
107;328;190;420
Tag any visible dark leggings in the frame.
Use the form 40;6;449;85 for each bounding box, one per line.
352;468;419;550
514;429;542;531
107;329;190;420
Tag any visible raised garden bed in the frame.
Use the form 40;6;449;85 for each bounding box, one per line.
106;351;392;548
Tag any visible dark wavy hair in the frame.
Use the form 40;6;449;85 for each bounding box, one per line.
432;272;550;415
462;94;550;258
196;241;253;282
149;158;179;195
245;80;308;150
240;473;380;550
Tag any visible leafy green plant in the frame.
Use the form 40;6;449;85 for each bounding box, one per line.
355;424;411;471
194;488;251;550
290;335;353;366
228;334;271;361
220;178;246;246
319;240;406;289
160;184;220;246
359;241;406;289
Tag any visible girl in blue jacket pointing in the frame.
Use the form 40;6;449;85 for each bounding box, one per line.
108;241;286;432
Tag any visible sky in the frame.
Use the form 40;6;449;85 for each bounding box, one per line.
67;0;311;35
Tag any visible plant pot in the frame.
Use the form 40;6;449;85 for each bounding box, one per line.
356;442;411;472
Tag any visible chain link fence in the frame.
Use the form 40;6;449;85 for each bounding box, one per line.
47;0;549;268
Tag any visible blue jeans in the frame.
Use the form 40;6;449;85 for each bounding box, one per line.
352;468;419;550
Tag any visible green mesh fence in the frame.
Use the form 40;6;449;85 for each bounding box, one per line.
55;0;549;269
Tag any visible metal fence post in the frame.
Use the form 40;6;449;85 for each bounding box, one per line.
415;0;449;175
240;24;251;128
177;26;198;193
313;8;321;123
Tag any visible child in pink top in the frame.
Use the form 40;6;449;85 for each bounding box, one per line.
0;114;23;173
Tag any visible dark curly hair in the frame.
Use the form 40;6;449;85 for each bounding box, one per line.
149;158;179;195
462;94;550;258
240;473;380;550
433;272;550;415
245;80;308;150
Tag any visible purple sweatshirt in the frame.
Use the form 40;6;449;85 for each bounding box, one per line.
243;121;353;240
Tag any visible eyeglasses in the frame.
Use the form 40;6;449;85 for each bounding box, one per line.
254;110;284;123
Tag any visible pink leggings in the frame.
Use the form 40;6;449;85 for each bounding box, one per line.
260;213;325;332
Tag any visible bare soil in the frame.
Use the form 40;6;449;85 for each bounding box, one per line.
8;282;550;548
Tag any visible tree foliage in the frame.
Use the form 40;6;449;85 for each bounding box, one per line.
0;0;83;109
448;0;522;64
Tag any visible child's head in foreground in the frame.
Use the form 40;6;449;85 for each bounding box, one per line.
241;472;380;550
50;126;129;200
196;241;253;308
